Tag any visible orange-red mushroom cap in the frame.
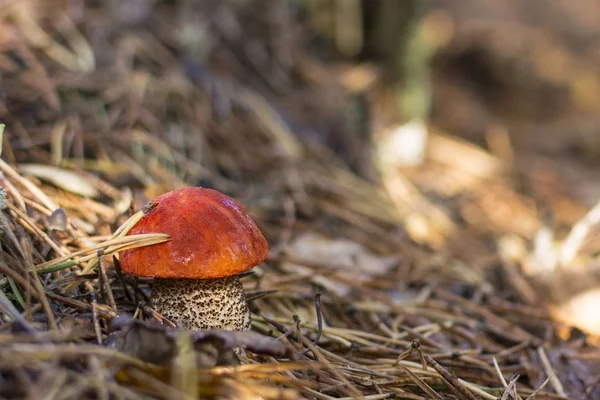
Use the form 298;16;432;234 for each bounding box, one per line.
120;187;269;279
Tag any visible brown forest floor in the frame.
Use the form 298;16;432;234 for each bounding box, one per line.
0;1;599;399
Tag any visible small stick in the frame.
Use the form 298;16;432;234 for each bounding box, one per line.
302;292;323;356
414;340;427;370
262;315;290;335
500;375;520;400
46;292;115;319
422;352;478;400
399;365;443;399
276;317;300;340
537;346;567;397
20;234;58;330
525;375;552;400
113;255;134;302
91;295;103;345
97;249;116;310
299;335;362;398
294;315;307;356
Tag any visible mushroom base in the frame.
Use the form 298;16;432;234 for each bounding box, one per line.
152;276;252;331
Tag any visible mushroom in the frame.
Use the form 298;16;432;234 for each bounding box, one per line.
119;187;268;331
41;207;68;258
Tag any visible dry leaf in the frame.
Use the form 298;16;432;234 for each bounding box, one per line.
107;317;288;367
283;232;399;296
20;164;99;197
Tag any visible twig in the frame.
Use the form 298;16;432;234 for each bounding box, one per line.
537;346;567;397
91;296;103;345
500;375;520;400
422;353;478;400
97;249;116;310
525;375;553;400
302;292;323;356
113;255;134;302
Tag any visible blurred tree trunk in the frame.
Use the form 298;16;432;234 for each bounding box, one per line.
305;0;434;179
365;0;433;122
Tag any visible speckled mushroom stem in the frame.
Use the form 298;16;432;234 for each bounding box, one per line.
152;276;252;331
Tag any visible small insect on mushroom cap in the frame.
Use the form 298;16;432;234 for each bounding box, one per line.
119;187;269;279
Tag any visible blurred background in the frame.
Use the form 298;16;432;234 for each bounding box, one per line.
1;1;600;398
2;0;600;331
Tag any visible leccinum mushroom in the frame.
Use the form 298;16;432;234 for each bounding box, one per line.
119;187;268;331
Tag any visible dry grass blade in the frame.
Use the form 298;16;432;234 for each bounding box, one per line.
399;365;443;399
536;346;567;398
422;353;479;400
500;375;520;400
525;375;553;400
34;233;170;272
